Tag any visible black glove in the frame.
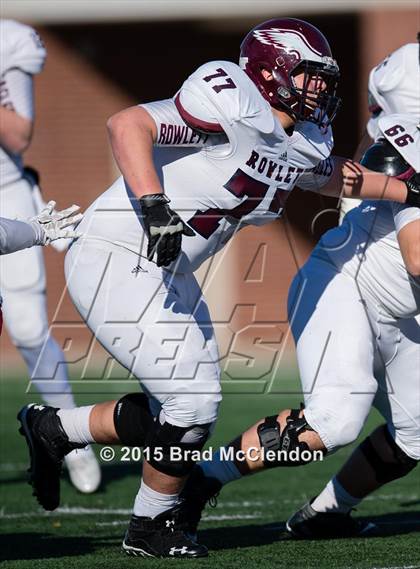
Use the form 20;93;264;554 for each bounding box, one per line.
139;193;195;267
405;173;420;207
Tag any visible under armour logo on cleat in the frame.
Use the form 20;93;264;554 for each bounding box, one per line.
32;405;45;410
169;546;188;555
165;520;175;528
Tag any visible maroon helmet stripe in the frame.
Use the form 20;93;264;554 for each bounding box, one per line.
174;93;224;133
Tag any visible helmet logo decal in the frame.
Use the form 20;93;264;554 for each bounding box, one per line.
253;28;324;59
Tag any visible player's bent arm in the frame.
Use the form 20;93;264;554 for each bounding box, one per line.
0;218;41;254
397;218;420;277
0;106;33;154
107;105;162;199
107;105;194;267
318;156;408;203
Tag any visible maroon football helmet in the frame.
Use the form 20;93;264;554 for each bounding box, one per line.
240;18;341;126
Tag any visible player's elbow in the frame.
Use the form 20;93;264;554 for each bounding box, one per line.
107;106;154;141
405;244;420;277
107;110;129;139
15;130;32;153
3;125;32;154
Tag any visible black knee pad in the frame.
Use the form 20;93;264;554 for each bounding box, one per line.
360;425;418;484
257;407;322;467
113;393;154;446
144;420;211;478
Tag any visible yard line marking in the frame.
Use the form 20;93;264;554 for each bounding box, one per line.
1;503;419;521
371;566;420;569
203;513;262;521
95;513;263;526
0;508;263;522
0;507;132;519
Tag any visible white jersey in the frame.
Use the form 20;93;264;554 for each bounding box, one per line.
78;61;334;273
315;114;420;319
367;43;420;140
314;201;420;318
0;20;46;187
340;42;420;221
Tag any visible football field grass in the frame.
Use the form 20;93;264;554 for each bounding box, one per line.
1;373;419;569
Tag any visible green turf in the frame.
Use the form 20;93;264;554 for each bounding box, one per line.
1;373;419;569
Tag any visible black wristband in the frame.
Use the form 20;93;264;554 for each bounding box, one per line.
405;180;420;207
138;193;170;208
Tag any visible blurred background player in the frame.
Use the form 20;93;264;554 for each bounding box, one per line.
0;19;101;493
339;38;420;221
17;18;419;559
179;114;420;539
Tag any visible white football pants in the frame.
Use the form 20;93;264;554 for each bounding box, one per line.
288;257;420;460
65;240;222;428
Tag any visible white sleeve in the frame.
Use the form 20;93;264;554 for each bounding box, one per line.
391;203;420;234
0;217;42;254
0;20;46;76
174;60;275;134
140;99;211;147
295;156;334;192
0;68;34;119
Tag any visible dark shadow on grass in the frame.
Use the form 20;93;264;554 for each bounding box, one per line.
400;499;420;507
367;511;420;537
198;511;420;550
0;532;118;562
200;522;282;550
1;461;142;490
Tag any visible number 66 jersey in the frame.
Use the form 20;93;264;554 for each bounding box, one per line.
78;61;334;273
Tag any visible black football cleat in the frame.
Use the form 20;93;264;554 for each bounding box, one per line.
122;505;208;558
285;500;377;539
17;403;84;511
179;465;222;540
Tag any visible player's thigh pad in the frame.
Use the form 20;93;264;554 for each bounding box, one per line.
288;259;378;452
374;317;420;460
65;242;222;426
0;179;45;292
1;289;48;347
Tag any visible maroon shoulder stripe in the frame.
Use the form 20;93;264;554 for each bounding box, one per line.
174;93;224;134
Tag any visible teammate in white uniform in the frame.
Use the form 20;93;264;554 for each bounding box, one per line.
339;40;420;221
17;19;419;558
177;114;420;540
293;37;420;539
0;19;100;493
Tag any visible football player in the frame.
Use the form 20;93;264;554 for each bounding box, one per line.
286;37;420;539
178;114;420;541
0;19;101;493
17;19;420;558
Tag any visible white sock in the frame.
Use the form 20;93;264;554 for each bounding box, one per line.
133;481;180;519
200;448;242;486
57;405;95;445
21;337;76;409
311;477;362;514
